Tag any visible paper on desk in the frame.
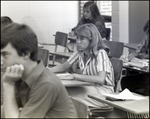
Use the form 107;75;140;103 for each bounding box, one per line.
56;73;74;80
102;88;146;100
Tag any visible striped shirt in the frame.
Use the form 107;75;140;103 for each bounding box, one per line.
67;49;114;86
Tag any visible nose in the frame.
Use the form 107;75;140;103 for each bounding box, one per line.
76;38;81;44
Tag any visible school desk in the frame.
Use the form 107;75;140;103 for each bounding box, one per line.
61;80;92;87
88;93;149;118
124;43;139;50
68;36;76;42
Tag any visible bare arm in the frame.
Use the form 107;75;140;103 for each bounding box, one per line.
3;83;19;118
47;61;72;73
74;71;106;85
2;65;24;118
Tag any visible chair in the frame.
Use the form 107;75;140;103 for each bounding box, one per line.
49;31;69;66
103;40;124;58
109;57;123;92
89;57;123;118
71;97;88;118
106;28;111;40
37;48;49;67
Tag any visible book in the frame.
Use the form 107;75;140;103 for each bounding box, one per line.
102;88;146;101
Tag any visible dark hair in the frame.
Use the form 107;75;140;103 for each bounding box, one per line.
1;23;38;61
1;16;13;29
143;19;149;33
83;2;103;21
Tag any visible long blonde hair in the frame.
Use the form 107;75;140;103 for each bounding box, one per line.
74;23;110;58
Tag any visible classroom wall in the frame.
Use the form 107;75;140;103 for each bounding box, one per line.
1;1;78;47
129;1;149;44
112;1;149;54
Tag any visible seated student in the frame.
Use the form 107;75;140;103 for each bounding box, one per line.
68;1;107;52
1;16;14;106
1;23;77;118
48;23;114;108
120;19;149;96
1;16;14;29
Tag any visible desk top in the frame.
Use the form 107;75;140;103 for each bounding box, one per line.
49;51;72;58
124;43;139;50
123;58;149;73
68;36;76;42
88;93;149;114
61;80;92;87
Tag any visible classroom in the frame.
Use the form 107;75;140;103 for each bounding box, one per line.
1;1;149;118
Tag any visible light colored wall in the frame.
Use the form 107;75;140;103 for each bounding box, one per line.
1;1;78;46
112;1;129;43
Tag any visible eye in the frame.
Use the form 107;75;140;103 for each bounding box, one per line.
80;37;84;40
1;52;9;58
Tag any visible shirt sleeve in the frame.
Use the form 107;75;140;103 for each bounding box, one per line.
96;50;114;86
95;20;107;38
67;51;79;65
19;83;59;118
96;50;111;73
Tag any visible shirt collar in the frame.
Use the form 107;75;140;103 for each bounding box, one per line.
21;60;45;88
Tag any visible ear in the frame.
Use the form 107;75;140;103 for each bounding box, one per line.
23;51;31;60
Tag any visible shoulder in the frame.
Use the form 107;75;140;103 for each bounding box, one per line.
97;49;109;60
67;51;80;64
94;17;105;24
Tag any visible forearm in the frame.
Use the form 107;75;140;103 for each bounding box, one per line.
74;71;106;85
48;62;71;73
3;83;19;118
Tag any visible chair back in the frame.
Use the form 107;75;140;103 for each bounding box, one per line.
103;40;124;58
37;48;49;67
109;57;123;92
106;28;111;40
71;97;88;118
50;31;68;65
55;31;68;48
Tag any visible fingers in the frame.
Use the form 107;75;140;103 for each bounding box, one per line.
6;64;24;74
6;66;11;73
19;64;24;75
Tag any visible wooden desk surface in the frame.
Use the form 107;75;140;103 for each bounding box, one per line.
88;93;149;114
49;51;72;58
68;36;76;42
61;80;92;87
124;43;139;50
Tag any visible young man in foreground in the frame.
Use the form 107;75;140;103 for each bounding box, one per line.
1;23;77;118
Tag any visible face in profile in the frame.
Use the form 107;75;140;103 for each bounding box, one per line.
1;43;24;73
76;36;90;52
83;7;92;20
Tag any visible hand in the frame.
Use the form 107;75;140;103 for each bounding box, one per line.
68;31;75;37
119;54;128;62
128;54;135;61
2;64;24;84
56;73;74;80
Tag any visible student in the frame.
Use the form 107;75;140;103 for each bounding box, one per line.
120;19;149;96
68;1;107;52
1;16;14;106
48;23;114;107
1;16;13;29
1;23;77;118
